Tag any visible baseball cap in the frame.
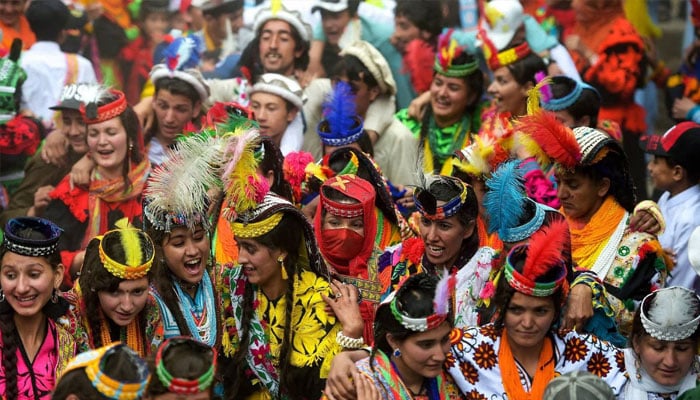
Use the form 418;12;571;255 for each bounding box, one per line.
50;83;104;111
481;0;524;50
312;0;349;14
642;121;700;172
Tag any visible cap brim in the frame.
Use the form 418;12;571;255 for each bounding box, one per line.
312;3;348;13
640;134;670;156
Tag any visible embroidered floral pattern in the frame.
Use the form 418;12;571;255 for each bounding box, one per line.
465;389;488;400
473;342;497;370
564;337;589;362
587;352;612;377
460;360;480;385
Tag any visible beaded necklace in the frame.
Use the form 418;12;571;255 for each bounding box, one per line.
98;317;145;357
425;114;472;172
173;272;217;347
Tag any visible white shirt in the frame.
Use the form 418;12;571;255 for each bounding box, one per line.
20;41;97;124
658;184;700;291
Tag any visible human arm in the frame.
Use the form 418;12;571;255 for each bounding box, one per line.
323;350;367;400
41;131;69;167
322;280;364;341
69;155;96;189
27;185;55;217
629;200;664;235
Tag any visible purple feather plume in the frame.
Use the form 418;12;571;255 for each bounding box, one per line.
433;269;454;316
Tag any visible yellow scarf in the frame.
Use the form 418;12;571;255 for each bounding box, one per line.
567;196;626;270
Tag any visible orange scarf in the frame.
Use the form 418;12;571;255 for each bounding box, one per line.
499;329;554;400
573;0;624;52
566;196;626;270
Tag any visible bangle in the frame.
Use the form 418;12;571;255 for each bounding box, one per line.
633;200;666;235
336;331;365;349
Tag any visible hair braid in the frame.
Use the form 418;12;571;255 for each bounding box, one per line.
0;305;18;399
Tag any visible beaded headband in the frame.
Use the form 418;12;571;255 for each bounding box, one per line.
81;89;128;124
63;343;150;400
434;30;479;78
572;126;621;166
640;287;700;342
503;246;567;297
2;217;62;257
230;194;288;239
317;81;364;147
155;337;217;394
414;176;469;221
320;175;374;218
500;199;548;243
488;42;531;71
383;272;455;332
97;228;155;280
542;79;599;111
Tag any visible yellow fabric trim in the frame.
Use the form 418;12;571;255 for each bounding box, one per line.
231;212;284;239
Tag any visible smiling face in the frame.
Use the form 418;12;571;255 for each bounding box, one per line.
388;321;452;379
258;19;302;75
87;116;129;180
0;252;63;319
391;14;421;54
419;212;474;269
62;109;88;154
487;66;530;116
154;89;200;146
555;170;609;222
633;335;697;387
161;225;210;286
97;277;149;327
236;238;285;289
142;11;169;44
504;292;556;352
320;9;351;46
0;0;26;28
430;74;472;127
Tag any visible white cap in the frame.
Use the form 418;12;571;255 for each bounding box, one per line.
253;4;312;43
312;0;349;14
481;0;524;50
250;73;305;110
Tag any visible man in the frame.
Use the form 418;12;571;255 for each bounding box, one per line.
149;37;210;165
0;83;95;226
0;0;34;51
20;0;96;125
249;73;305;155
303;41;418;186
199;0;252;78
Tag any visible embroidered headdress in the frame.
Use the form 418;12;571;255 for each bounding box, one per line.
317;81;364;147
154;337;217;394
414;175;471;221
640;286;700;342
503;219;569;296
515;109;582;169
383;271;455;332
150;32;210;104
96;227;155;280
0;39;26;123
80;86;128;125
143;132;225;232
2;217;62;257
483;160;553;243
62;343;150;400
540;76;600;112
434;30;479;78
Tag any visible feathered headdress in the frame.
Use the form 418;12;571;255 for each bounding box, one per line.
450;135;498;178
483;160;526;235
203;101;256;131
515;110;581;168
414;174;470;221
404;38;435;93
317;81;364;147
163;35;203;72
80;86;126;124
503;219;569;297
641;286;700;341
526;72;552;115
220;127;270;220
144;132;225;232
283;151;315;205
384;272;455;332
478;28;531;71
433;29;479;78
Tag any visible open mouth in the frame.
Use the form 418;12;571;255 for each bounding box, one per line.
15;294;38;305
425;245;445;258
184;258;202;274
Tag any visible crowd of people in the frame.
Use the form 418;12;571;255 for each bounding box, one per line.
1;0;700;399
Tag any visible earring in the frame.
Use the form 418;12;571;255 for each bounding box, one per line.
634;356;642;382
278;256;288;280
0;288;4;302
392;348;401;358
51;288;58;304
128;142;134;151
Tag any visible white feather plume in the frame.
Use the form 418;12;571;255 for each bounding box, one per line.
648;288;700;327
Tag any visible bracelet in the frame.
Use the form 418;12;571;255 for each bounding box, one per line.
336;331;365;349
633;200;666;235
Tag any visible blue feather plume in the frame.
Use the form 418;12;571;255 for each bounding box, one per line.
323;81;357;135
163;36;202;72
483;159;527;235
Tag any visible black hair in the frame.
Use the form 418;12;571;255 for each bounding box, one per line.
549;76;600;127
371;274;450;360
243;18;311;76
154;77;202;107
146;339;216;396
259;137;295;201
138;0;170;21
394;0;443;44
655;155;700;184
78;235;152;350
506;52;547;86
574;149;637;213
52;346;143;400
26;0;70;42
331;55;380;90
223;213;306;399
0;227;65;399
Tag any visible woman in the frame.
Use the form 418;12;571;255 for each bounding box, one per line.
51;343;151;400
565;0;647;198
0;217;75;399
622;286;700;399
219;192;360;399
44;88;150;286
143;132;221;348
145;337;217;399
538;125;669;336
59;227;161;357
315;174;385;343
355;273;460;399
377;175;497;328
396;31;486;174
